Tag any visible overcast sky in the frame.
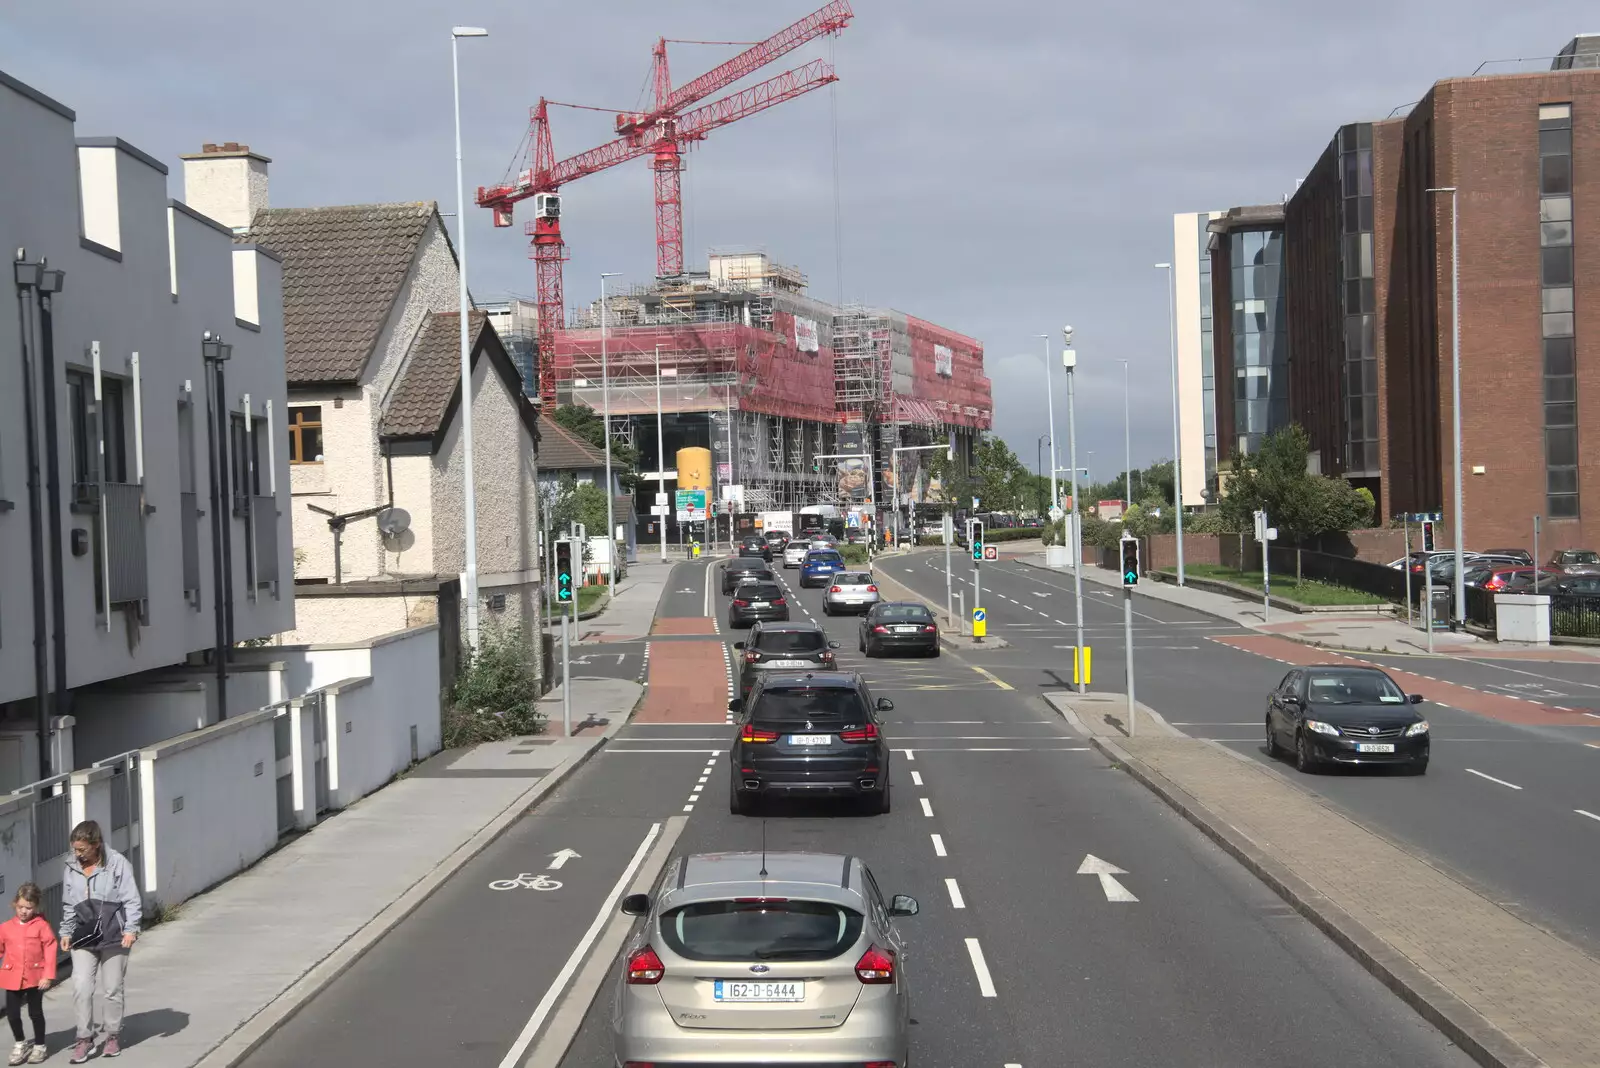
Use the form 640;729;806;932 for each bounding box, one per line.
4;2;1591;481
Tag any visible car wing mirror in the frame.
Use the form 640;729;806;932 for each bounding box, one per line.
728;698;742;712
829;641;841;649
1409;693;1424;704
887;894;919;917
620;893;651;916
876;697;894;711
733;641;746;650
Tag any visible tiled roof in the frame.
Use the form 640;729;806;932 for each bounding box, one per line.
379;311;488;438
246;202;436;384
538;419;607;471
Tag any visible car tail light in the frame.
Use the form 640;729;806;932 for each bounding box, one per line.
626;945;665;984
866;584;878;592
772;598;786;606
820;650;835;663
923;624;937;633
732;599;749;607
840;724;880;743
1486;577;1505;590
872;624;889;634
830;585;843;593
855;943;895;984
740;725;779;743
744;651;758;663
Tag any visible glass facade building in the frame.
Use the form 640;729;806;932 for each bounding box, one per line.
1338;124;1379;475
1229;226;1289;457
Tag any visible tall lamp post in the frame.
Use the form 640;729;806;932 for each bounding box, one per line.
1155;262;1186;585
451;25;488;649
1036;434;1048;515
1425;186;1465;624
1063;326;1086;694
1116;359;1132;507
600;271;621;588
1038;334;1058;512
655;344;668;563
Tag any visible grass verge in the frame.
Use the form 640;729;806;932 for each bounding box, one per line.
1182;563;1386;606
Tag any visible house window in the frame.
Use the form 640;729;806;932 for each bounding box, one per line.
66;370;127;504
230;415;262;513
287;405;323;464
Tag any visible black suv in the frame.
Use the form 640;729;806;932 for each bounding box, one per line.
721;559;775;595
729;670;893;815
734;621;838;694
729;581;790;628
764;529;791;553
738;535;772;562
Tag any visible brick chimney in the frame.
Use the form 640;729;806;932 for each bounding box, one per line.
180;142;271;233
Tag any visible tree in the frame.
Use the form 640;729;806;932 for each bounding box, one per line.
1219;425;1373;539
551;404;640;492
546;476;610;539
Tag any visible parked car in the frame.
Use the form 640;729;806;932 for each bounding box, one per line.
611;850;916;1066
1265;665;1428;775
783;541;812;569
734;622;838;696
823;571;881;615
1472;565;1563;592
721;559;775;595
1548;549;1600;574
1500;567;1566;592
763;529;791;553
1551;574;1600;595
1429;553;1521;585
859;602;940;658
727;671;892;814
728;581;789;628
1481;548;1533;566
799;548;848;588
737;535;772;562
1391;550;1475;574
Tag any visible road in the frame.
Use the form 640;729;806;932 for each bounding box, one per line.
873;551;1600;955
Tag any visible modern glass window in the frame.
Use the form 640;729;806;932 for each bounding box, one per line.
1540;104;1578;517
1336;124;1379;476
1228;223;1289;456
65;370;128;503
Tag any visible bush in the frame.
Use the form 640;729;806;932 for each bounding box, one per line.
840;544;872;564
443;626;545;748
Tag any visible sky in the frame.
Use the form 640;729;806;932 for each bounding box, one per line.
4;2;1593;482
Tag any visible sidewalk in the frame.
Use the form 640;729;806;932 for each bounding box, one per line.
1046;690;1600;1068
577;559;676;642
42;677;641;1067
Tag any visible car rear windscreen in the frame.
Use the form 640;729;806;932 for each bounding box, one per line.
754;630;825;653
753;686;866;724
808;552;843;565
659;900;864;962
876;605;933;622
834;572;872;585
739;583;783;600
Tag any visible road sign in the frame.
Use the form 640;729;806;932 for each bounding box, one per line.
675;488;707;521
983;544;998;561
650;505;669;516
972;606;986;638
654;492;668;506
1048;505;1064;522
1073;645;1092;686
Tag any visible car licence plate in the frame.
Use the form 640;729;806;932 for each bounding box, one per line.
1356;743;1395;753
895;625;920;633
767;659;810;668
789;734;831;745
714;980;805;1002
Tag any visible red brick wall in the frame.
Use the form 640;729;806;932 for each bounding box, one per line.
1144;533;1223;571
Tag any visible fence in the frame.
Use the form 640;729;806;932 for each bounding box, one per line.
1464;585;1498;630
1551;592;1600;638
27;775;71;930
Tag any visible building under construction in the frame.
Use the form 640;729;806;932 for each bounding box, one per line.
540;251;992;533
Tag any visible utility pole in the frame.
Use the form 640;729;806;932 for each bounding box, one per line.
600;271;621;590
1064;326;1086;694
655;344;667;563
1039;333;1058;512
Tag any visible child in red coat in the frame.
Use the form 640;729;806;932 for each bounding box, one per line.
0;884;55;1065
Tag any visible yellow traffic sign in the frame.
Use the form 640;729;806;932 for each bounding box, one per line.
1071;646;1093;686
972;606;986;639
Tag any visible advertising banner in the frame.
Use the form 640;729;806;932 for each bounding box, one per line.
835;423;869;500
934;344;954;377
795;316;820;353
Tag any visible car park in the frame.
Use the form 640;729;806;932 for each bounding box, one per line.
1266;665;1429;774
611;850;916;1067
1482;548;1533;566
858;602;940;657
721;559;776;595
738;535;772;562
799;549;847;587
783;541;812;568
1551;573;1600;595
727;671;893;813
822;571;881;615
728;581;790;628
734;622;838;696
1548;549;1600;574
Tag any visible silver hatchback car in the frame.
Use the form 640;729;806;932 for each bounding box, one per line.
822;571;881;616
612;851;918;1066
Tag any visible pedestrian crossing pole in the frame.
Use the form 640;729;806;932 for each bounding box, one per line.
1120;536;1139;735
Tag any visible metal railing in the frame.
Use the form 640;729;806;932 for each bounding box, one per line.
252;495;278;593
1464;585;1498;629
1551;592;1600;639
103;482;148;605
27;775;71;936
93;751;144;894
181;491;201;602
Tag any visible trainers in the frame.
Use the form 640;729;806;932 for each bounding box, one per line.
23;1044;44;1065
8;1041;28;1067
68;1038;92;1064
102;1033;121;1057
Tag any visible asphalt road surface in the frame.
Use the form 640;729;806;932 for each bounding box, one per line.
875;551;1600;956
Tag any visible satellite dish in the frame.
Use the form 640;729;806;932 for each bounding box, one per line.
377;507;411;537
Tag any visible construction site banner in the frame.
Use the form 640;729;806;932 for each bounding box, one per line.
794;316;820;353
836;423;870;500
934;344;953;377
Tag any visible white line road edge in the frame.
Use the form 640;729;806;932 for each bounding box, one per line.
931;833;947;857
500;822;664;1068
920;797;934;818
964;937;998;997
1464;768;1523;791
946;878;966;909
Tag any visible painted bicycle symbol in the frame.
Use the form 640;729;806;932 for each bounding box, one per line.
489;872;564;891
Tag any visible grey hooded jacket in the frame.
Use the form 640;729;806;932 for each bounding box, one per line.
60;846;142;945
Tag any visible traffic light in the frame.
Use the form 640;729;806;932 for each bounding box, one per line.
969;519;985;562
1120;538;1140;586
555;539;575;605
1420;519;1436;553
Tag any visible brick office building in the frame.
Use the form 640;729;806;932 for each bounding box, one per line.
1284;39;1600;551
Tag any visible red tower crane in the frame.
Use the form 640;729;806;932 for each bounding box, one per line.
476;1;853;406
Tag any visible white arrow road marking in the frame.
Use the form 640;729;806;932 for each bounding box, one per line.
1077;854;1138;902
547;848;582;870
1031;591;1049;598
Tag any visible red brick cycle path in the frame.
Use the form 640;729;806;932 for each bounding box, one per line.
635;636;729;723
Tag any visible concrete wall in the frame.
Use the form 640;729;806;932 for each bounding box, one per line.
1172;212;1213;506
0;70;293;709
72;683;208;767
0;791;38;904
278;586;438;646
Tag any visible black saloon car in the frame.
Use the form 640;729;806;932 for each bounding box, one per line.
1266;666;1429;774
858;602;940;658
734;621;838;695
720;559;775;595
728;670;892;815
737;535;772;562
728;581;789;628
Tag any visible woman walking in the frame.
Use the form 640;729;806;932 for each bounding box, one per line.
59;821;141;1063
0;883;55;1064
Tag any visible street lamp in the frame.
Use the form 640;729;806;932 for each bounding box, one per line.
1063;325;1086;694
600;271;622;588
1038;334;1058;512
1155;262;1186;585
1116;359;1132;507
1425;186;1465;624
655;345;672;563
451;25;487;650
1036;434;1048;515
